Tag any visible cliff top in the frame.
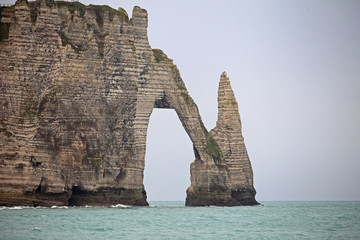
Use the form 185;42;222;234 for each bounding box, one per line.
1;0;146;24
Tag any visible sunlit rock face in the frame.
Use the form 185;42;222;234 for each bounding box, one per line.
0;0;257;206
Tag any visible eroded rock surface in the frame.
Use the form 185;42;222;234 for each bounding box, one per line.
211;72;258;205
0;0;257;206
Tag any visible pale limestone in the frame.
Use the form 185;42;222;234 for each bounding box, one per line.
211;72;258;205
0;0;257;206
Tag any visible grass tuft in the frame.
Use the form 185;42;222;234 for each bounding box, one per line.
87;157;102;168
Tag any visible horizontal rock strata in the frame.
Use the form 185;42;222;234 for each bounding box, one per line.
211;72;258;205
0;0;257;206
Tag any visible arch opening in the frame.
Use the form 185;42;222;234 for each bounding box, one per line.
144;109;193;202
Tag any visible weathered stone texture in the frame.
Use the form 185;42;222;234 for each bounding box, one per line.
0;0;257;206
211;72;258;205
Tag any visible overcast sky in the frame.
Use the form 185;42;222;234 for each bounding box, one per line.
2;0;360;201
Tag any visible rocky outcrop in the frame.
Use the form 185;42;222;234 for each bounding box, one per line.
211;72;258;205
0;0;257;206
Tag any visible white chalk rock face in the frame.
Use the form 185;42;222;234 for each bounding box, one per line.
0;0;257;206
211;72;258;205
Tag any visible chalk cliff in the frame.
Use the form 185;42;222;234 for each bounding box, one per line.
211;72;258;205
0;0;257;206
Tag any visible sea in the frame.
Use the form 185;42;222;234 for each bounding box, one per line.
0;201;359;239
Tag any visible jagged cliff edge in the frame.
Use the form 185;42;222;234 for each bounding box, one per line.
0;0;258;206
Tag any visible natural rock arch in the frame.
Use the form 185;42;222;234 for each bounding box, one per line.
0;0;257;206
142;108;193;201
136;50;234;206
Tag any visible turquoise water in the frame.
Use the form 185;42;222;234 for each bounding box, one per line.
1;201;359;239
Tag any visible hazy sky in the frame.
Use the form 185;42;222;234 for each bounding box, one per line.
2;0;360;201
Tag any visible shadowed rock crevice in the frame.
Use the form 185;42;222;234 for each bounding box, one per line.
0;1;257;207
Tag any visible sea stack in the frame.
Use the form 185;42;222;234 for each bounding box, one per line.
211;72;258;205
0;0;257;206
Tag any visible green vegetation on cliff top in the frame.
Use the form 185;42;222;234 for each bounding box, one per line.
56;1;86;16
152;49;196;105
0;1;129;39
55;1;129;22
153;49;171;63
0;1;130;24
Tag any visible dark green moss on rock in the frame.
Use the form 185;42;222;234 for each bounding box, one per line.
204;131;223;163
87;157;101;168
68;187;148;206
152;48;170;63
0;22;10;42
0;6;13;42
20;94;37;122
55;2;129;22
152;49;188;91
186;190;237;206
56;1;86;16
180;92;195;105
0;192;70;207
89;5;127;18
231;188;259;205
87;4;129;23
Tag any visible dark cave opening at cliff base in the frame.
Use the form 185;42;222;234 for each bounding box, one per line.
144;109;193;202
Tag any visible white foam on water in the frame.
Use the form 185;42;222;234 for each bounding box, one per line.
9;206;23;210
22;206;35;209
50;205;68;209
32;227;42;231
1;206;41;210
111;204;131;208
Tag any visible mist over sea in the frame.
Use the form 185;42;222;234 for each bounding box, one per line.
1;201;359;239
